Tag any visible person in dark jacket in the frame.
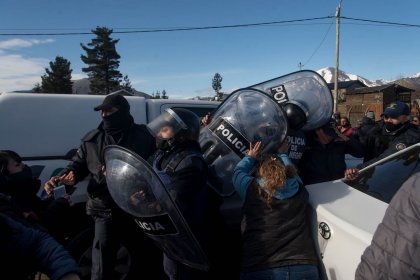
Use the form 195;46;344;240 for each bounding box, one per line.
232;140;319;280
298;119;364;185
45;94;156;280
147;108;219;280
352;116;376;146
346;101;420;177
355;171;420;279
0;150;72;242
0;206;81;280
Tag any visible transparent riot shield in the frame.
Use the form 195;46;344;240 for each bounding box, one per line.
250;70;333;131
104;146;209;271
199;88;289;196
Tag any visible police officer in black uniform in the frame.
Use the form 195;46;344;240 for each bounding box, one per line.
346;101;420;178
147;108;220;280
46;94;156;280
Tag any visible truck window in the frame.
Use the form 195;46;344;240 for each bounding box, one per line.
344;144;420;203
171;106;217;118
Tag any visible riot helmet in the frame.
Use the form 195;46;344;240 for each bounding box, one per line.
147;108;200;149
282;102;308;131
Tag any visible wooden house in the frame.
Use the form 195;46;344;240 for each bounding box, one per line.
337;83;415;125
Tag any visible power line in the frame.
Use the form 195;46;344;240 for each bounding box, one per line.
0;17;332;36
341;16;420;28
0;16;418;36
301;17;335;68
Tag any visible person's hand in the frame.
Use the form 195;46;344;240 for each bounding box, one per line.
59;171;76;186
44;176;60;195
344;168;359;180
130;190;146;205
101;165;106;176
248;141;262;159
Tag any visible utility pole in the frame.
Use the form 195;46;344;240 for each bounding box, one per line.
334;1;342;113
298;62;303;70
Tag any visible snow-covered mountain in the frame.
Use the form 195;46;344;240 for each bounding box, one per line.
316;67;390;87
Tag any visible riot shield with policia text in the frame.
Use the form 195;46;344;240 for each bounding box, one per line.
199;88;289;196
104;145;209;271
250;70;333;131
199;70;333;196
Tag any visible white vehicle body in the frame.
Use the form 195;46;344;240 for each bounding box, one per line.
307;143;420;279
307;180;387;280
0;92;218;201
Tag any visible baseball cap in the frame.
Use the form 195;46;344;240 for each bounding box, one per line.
94;94;130;112
382;101;409;118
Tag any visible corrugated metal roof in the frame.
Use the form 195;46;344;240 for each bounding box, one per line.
345;83;415;95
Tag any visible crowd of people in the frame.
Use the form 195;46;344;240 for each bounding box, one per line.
1;94;419;280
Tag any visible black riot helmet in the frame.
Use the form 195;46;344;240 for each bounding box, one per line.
283;102;307;131
147;108;200;146
171;108;200;142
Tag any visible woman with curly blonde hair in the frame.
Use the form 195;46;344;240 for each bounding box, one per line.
232;141;319;280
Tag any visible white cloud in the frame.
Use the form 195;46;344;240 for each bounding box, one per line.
0;76;41;92
0;38;55;50
0;38;57;91
0;54;48;91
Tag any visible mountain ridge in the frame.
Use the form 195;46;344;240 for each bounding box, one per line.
316;67;420;91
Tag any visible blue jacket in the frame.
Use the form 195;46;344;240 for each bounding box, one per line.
231;154;318;272
232;153;302;201
0;212;81;280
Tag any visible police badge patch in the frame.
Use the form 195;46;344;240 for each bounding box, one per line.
395;143;406;150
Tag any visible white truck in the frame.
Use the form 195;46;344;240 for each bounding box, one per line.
0;92;218;200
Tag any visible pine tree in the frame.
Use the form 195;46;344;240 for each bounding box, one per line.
212;73;223;100
81;26;122;95
153;90;161;99
40;56;73;93
161;89;168;99
32;83;42;93
121;75;134;93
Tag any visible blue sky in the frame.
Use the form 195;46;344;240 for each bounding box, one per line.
1;0;419;98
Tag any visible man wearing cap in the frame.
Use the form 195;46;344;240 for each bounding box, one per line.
298;119;364;185
45;94;156;280
346;101;420;179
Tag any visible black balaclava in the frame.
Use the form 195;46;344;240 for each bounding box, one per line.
156;136;178;152
384;121;406;135
0;165;40;197
102;109;134;137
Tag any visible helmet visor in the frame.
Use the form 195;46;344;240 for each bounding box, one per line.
147;108;188;140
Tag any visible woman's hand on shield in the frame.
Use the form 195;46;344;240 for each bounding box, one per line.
248;141;262;159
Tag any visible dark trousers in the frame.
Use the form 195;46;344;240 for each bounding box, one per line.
91;215;118;280
163;253;210;280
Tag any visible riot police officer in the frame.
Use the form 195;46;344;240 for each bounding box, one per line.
147;108;216;280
